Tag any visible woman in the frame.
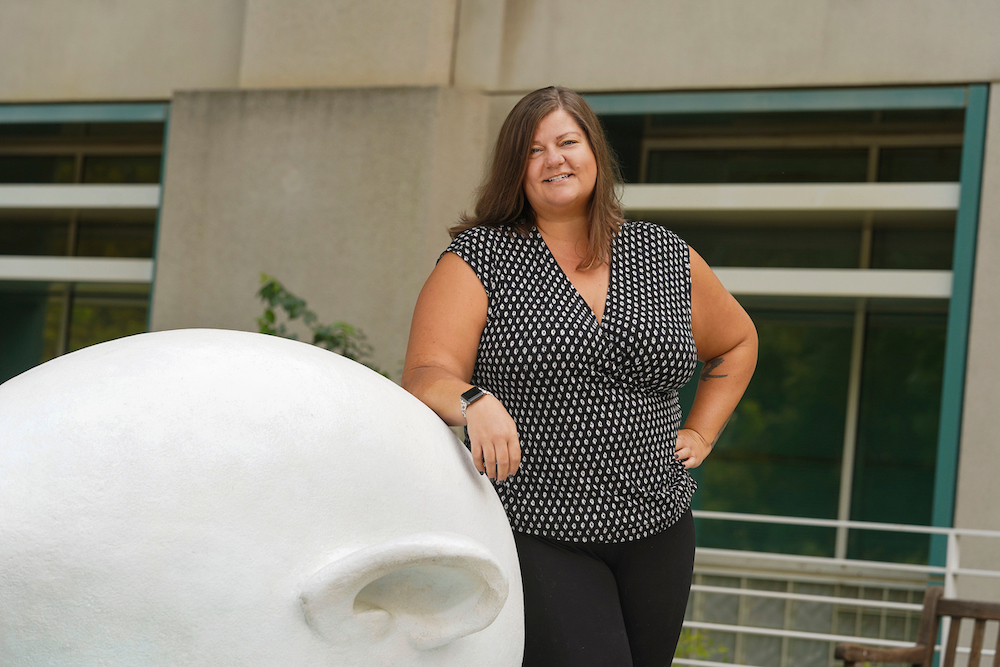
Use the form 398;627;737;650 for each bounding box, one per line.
402;86;757;666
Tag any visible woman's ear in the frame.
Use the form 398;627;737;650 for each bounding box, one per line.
300;533;509;651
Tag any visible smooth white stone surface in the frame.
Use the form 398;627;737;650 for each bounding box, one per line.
0;329;523;666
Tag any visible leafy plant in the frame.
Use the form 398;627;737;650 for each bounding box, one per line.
675;627;730;662
256;274;385;375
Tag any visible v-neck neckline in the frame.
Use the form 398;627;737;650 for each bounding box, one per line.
533;226;615;328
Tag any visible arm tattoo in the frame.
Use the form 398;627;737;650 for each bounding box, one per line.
700;357;728;382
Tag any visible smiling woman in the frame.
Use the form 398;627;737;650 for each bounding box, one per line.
402;86;757;667
522;109;597;225
447;86;624;271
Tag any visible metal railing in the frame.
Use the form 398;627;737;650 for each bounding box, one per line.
676;510;1000;667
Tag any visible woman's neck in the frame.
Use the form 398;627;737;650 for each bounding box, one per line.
536;217;591;265
535;215;588;244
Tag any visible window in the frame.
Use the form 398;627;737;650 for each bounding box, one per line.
0;106;166;384
594;87;987;565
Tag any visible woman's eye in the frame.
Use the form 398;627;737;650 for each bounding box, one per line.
529;147;543;154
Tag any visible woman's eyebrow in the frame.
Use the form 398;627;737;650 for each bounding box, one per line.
536;131;581;143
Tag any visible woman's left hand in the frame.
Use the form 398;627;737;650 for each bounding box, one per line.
675;428;712;469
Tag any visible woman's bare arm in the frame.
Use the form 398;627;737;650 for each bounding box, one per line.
402;252;522;481
675;246;758;468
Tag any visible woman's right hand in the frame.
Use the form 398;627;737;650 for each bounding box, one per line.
465;395;521;481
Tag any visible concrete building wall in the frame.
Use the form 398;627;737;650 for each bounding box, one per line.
238;0;459;88
0;0;245;101
150;87;489;377
4;0;1000;104
456;0;1000;92
0;0;459;102
954;81;1000;599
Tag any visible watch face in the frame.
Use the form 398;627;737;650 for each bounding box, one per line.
461;387;485;402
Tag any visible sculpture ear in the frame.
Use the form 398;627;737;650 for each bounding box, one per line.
300;533;509;650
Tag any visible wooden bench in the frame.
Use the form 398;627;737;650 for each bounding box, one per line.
835;587;1000;666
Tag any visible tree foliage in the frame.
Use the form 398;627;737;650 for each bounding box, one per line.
675;627;729;662
256;274;384;375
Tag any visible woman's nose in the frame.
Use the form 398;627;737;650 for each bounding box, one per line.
545;148;565;167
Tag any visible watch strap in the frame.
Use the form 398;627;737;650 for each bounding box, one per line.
460;386;491;418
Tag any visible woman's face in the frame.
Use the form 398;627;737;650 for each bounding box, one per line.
522;109;597;223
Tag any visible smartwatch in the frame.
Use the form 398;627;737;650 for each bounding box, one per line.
460;386;492;418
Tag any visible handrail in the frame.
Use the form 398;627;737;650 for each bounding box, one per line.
696;546;948;575
674;659;765;667
692;509;1000;537
676;510;1000;667
689;584;923;612
683;621;917;648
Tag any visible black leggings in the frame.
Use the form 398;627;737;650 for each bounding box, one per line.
514;509;695;667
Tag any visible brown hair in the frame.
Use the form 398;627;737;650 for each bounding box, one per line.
450;86;625;269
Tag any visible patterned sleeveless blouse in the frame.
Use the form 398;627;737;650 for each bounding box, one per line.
444;220;698;542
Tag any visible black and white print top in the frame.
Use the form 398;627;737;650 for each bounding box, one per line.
444;220;699;543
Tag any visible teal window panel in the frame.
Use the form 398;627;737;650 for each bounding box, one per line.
0;290;50;383
849;307;948;564
0;102;169;372
930;84;990;562
66;290;149;354
0;103;168;124
643;108;964;135
0;155;76;183
586;87;969;115
670;223;862;270
870;221;956;271
647;148;870;184
878;147;962;182
75;210;157;258
683;304;855;556
0;212;71;255
82;155;162;184
632;85;984;563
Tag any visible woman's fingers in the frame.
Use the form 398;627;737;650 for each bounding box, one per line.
482;441;497;479
495;438;522;482
493;443;508;480
471;440;486;475
675;428;710;469
466;395;521;481
508;439;522;477
478;439;521;481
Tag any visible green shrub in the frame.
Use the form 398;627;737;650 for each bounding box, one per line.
256;273;384;375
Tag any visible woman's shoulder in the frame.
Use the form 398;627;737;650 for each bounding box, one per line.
443;223;530;270
452;223;505;243
620;220;687;247
449;223;530;251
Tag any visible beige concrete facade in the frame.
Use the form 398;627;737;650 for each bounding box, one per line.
238;0;459;89
5;1;1000;102
459;0;1000;92
953;81;1000;600
957;81;1000;533
0;0;246;101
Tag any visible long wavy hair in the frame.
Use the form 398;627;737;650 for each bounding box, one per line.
450;86;625;269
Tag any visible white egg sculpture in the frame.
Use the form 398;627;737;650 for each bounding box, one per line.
0;329;523;666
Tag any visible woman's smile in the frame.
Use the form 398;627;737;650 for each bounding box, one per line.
523;108;597;221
